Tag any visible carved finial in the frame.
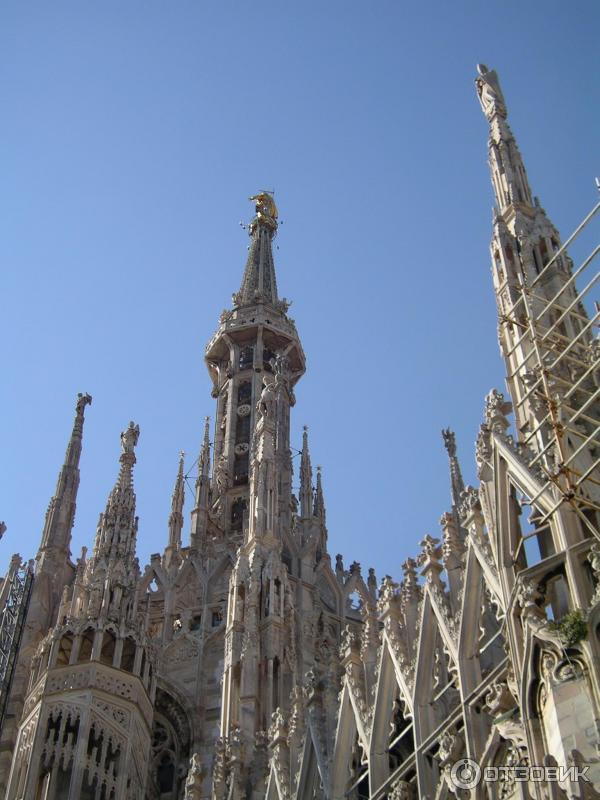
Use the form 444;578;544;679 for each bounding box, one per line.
484;389;512;433
76;392;92;414
442;428;456;457
400;558;421;606
418;535;444;585
66;392;92;456
377;575;399;615
367;567;377;597
199;417;211;478
441;427;465;510
314;465;326;523
171;452;185;513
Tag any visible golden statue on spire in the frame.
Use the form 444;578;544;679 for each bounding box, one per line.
249;191;278;229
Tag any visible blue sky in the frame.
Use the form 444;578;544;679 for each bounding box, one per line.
1;1;599;584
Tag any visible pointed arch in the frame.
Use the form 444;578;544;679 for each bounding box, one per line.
331;682;369;799
424;585;458;666
296;726;325;799
315;562;342;615
457;547;486;693
139;565;167;595
369;643;400;793
341;572;371;612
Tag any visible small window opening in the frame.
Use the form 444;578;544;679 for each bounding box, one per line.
239;346;253;370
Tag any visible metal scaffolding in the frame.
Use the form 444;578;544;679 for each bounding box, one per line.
502;196;600;537
0;557;34;732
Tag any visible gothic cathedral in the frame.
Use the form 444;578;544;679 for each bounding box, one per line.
1;66;599;800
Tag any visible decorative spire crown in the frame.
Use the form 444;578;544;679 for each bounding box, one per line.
249;191;278;233
38;392;92;560
117;421;140;490
90;422;140;568
234;191;279;308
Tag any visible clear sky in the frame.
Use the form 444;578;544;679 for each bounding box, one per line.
1;1;599;584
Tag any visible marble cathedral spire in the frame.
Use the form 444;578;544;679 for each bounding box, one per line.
204;193;305;541
299;426;313;519
441;428;465;510
85;422;141;619
475;65;585;445
314;465;326;525
234;192;280;307
198;416;211;478
93;421;140;557
37;392;92;571
475;64;534;215
167;452;185;552
191;417;211;547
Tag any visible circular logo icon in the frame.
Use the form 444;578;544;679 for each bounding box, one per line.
450;758;481;790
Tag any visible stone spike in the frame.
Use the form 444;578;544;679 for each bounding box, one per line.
168;452;185;550
299;425;313;518
38;392;92;561
199;416;211;480
475;65;534;213
313;465;326;524
441;428;465;511
91;422;139;565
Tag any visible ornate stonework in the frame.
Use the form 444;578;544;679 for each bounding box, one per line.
1;67;599;800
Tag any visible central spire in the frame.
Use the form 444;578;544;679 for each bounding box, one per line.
234;192;279;308
203;192;305;545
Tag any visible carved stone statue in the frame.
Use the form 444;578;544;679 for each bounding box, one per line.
87;582;102;617
475;64;507;120
256;375;277;420
272;352;290;382
442;428;457;457
214;453;231;494
367;567;377;596
184;752;204;800
120;421;140;455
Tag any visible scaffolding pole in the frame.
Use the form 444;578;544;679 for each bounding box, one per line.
0;558;34;733
503;193;600;535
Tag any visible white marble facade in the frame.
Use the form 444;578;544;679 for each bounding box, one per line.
1;68;599;800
